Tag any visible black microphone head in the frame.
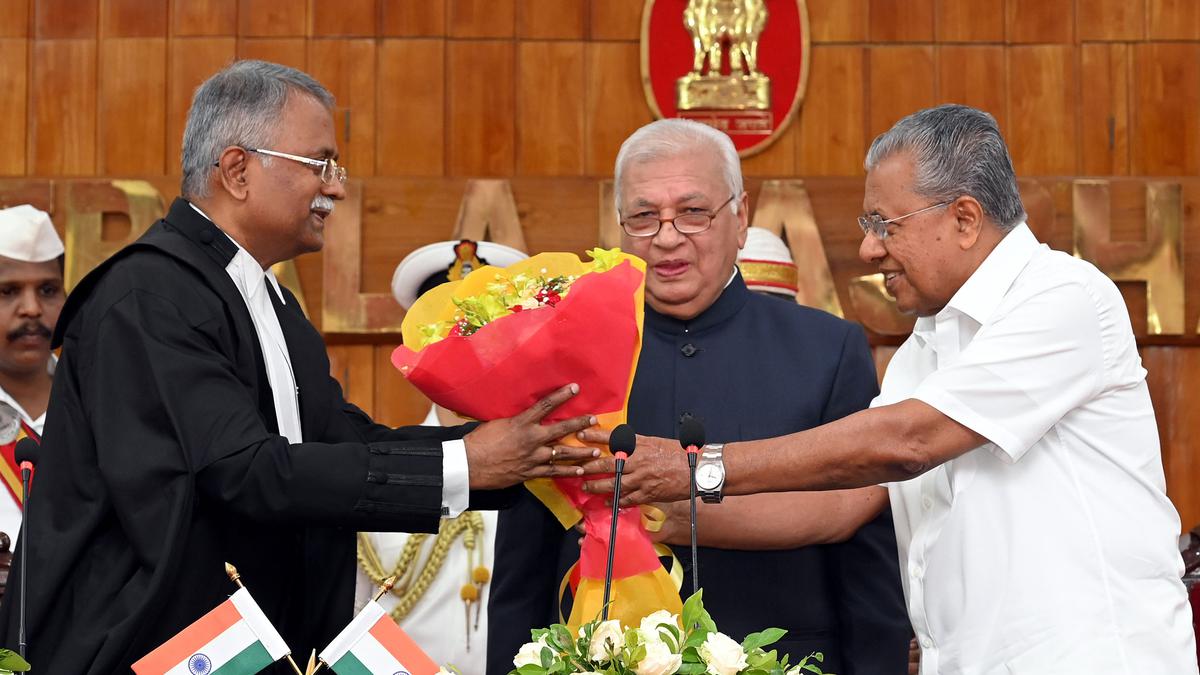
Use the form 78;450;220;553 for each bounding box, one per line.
679;417;705;450
609;424;636;456
14;438;37;465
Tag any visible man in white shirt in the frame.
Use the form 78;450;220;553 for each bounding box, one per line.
0;205;65;546
0;60;598;674
580;104;1198;674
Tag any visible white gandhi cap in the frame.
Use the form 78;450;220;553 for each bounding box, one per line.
0;205;64;263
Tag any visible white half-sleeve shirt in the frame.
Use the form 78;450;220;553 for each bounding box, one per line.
874;223;1197;674
0;357;53;544
190;203;468;517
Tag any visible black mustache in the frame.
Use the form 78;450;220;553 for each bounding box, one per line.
7;323;51;342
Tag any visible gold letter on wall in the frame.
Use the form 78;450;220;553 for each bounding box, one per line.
1073;180;1184;335
323;180;528;334
322;180;404;333
64;180;163;289
751;180;844;317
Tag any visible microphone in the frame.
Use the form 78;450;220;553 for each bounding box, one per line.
679;417;705;598
13;438;36;658
602;423;636;621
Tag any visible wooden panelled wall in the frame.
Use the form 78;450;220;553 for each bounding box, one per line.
3;0;1200;525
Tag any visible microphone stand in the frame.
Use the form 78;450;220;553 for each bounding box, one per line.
17;460;31;658
601;452;627;621
686;450;699;598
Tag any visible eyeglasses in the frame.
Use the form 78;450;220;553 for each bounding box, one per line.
620;194;736;238
857;201;950;240
245;147;348;184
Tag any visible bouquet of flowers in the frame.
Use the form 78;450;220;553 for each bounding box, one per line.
392;248;682;630
509;591;831;675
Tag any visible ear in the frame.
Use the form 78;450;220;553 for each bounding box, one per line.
735;191;750;248
215;146;252;201
954;195;986;250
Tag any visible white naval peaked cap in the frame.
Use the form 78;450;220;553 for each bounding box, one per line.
391;240;529;310
0;205;64;263
736;226;799;298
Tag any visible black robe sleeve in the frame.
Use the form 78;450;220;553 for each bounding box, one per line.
90;286;446;535
820;325;912;675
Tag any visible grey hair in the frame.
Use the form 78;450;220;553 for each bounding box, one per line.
614;118;743;215
865;104;1025;231
180;60;335;200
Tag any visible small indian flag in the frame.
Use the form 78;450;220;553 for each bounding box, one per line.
319;600;439;675
132;587;290;675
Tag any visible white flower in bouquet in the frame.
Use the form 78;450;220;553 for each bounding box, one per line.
513;635;551;668
699;631;749;675
638;609;681;644
634;638;682;675
584;619;625;662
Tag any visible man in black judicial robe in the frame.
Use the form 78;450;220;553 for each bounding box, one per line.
487;120;911;674
0;60;596;674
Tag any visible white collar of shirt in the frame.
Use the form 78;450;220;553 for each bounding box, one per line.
0;355;55;435
910;222;1037;353
187;202;303;444
188;203;287;305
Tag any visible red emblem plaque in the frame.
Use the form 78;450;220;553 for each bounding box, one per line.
641;0;810;157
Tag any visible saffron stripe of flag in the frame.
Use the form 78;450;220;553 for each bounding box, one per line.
320;601;439;675
133;588;290;675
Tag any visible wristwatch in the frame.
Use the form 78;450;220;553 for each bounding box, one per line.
695;443;726;503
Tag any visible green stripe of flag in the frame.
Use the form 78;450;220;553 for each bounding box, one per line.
331;651;374;675
210;641;275;675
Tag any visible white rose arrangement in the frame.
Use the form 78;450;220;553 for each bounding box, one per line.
508;591;831;675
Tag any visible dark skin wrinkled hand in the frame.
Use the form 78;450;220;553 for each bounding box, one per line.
464;383;600;490
569;427;691;506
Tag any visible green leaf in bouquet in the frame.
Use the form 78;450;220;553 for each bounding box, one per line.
552;625;573;651
674;663;708;674
741;627;787;653
624;642;647;669
586;247;622;272
746;648;778;669
539;645;555;669
652;623;681;653
514;664;547;675
418;322;449;347
681;590;718;633
0;649;30;672
793;652;827;674
683;629;710;653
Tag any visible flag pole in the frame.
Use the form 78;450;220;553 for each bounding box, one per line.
226;562;304;675
311;575;397;675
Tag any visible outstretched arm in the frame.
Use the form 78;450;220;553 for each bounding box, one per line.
650;487;888;549
578;400;984;505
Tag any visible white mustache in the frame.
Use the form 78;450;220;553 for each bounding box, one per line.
311;195;335;214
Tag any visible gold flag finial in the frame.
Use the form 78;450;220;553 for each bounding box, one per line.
373;574;398;603
225;562;242;587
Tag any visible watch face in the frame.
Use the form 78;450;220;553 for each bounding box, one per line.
695;463;723;490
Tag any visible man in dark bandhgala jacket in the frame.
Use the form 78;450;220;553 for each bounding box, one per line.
0;60;596;674
488;119;911;675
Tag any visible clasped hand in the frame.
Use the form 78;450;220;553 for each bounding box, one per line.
570;428;692;506
463;383;601;490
